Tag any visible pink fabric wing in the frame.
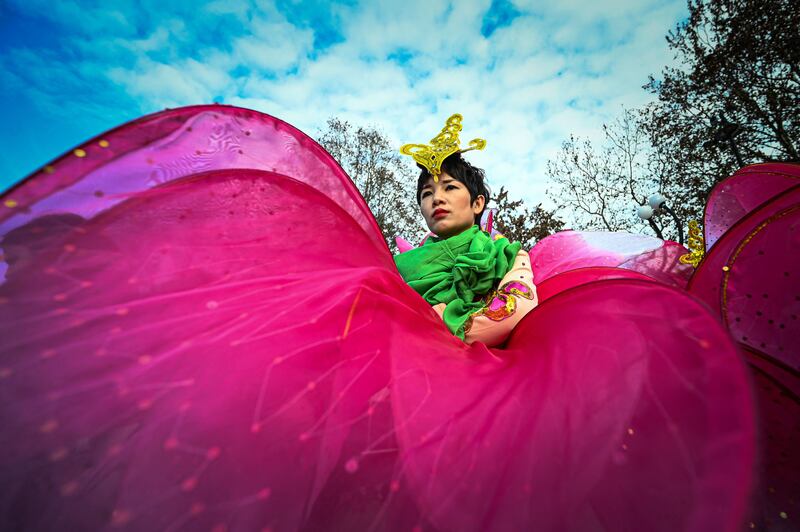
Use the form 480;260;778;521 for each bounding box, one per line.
529;230;693;288
535;266;653;303
744;346;800;530
0;106;760;531
703;163;800;249
395;280;754;532
689;172;800;529
689;184;800;370
0;104;382;244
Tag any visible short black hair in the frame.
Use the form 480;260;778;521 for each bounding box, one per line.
416;153;490;225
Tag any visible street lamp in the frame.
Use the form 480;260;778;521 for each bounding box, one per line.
636;193;684;245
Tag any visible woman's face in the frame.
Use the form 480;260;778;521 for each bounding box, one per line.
420;172;485;239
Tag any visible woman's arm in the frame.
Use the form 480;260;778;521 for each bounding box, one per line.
431;249;538;347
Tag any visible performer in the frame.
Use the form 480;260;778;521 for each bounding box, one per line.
0;106;780;531
395;114;537;346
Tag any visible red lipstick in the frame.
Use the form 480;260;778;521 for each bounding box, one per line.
433;209;449;220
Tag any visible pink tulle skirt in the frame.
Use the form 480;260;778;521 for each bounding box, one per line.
0;106;796;531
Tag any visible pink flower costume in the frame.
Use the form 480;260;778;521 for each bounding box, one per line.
0;106;795;531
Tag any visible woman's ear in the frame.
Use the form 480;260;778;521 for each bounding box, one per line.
471;195;486;214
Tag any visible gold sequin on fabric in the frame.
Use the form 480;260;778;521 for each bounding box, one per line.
4;199;18;208
473;293;517;322
98;139;110;148
679;220;705;267
471;280;534;322
44;165;55;174
499;280;534;300
73;148;87;158
463;314;474;334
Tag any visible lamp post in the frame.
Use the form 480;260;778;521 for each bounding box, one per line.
636;204;663;240
637;193;684;245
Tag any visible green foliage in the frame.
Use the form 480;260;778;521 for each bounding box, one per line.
492;186;565;249
642;0;799;220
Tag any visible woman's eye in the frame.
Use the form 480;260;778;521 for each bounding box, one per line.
421;191;431;198
446;185;457;190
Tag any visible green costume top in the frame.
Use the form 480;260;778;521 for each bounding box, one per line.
394;225;521;339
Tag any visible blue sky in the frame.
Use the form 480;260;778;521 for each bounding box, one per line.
0;0;688;207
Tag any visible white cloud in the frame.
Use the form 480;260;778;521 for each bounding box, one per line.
108;59;225;108
206;0;252;19
233;18;314;72
4;0;689;217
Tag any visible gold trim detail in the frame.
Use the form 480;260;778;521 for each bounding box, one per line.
400;114;486;182
720;205;799;328
679;220;705;267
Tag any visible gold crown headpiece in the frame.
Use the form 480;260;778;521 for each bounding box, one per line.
399;114;486;182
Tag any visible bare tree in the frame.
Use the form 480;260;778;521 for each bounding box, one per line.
317;118;424;250
546;110;677;239
319;117;564;250
547;0;800;242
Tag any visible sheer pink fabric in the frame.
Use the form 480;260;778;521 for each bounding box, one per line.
0;106;761;531
688;167;800;529
690;184;800;369
535;267;652;303
703;163;800;248
0;105;381;252
528;230;693;288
